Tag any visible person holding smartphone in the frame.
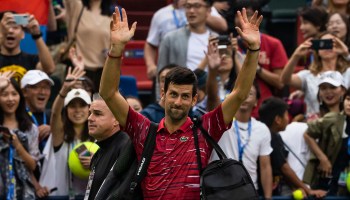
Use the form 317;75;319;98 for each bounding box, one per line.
0;12;55;80
39;67;93;197
281;32;350;121
0;71;42;199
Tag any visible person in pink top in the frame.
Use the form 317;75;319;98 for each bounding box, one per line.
99;6;262;200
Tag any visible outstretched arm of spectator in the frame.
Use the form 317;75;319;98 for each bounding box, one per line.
259;155;272;199
257;67;285;89
47;0;57;32
221;8;261;125
26;15;56;74
206;39;221;111
206;8;228;33
281;162;327;198
144;42;158;79
99;7;137;127
303;132;332;177
280;39;312;89
50;67;85;147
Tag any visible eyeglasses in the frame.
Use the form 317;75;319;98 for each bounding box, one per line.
184;3;208;10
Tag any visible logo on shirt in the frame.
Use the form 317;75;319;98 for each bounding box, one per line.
180;136;189;142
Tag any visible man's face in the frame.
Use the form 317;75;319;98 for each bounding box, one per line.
185;0;210;28
277;111;289;132
88;100;118;140
239;86;257;112
2;22;24;51
23;81;51;112
162;83;197;122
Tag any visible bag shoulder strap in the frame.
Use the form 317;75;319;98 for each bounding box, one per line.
73;6;84;36
192;116;227;160
282;141;306;168
130;122;158;192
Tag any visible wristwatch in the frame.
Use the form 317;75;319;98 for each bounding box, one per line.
31;32;42;40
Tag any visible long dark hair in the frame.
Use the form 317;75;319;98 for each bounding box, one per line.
0;78;32;132
62;101;92;143
82;0;113;16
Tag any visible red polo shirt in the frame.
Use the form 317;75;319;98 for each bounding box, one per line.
123;105;230;200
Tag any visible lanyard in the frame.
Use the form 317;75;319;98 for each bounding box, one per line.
26;107;46;126
7;144;15;200
234;120;252;162
172;8;186;29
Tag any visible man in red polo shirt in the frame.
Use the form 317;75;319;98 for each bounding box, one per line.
99;5;262;200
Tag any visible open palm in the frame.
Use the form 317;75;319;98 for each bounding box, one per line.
110;7;137;46
235;8;262;49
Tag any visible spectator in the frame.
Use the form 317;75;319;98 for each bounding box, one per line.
84;93;137;199
39;67;92;196
0;12;55;80
144;0;228;80
210;82;273;199
328;0;350;17
281;32;350;120
0;71;40;199
63;0;113;91
126;96;143;112
235;6;288;118
299;6;328;41
327;12;350;48
259;97;326;197
100;7;262;199
21;70;54;152
303;87;350;196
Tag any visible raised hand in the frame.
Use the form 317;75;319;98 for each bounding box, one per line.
206;38;221;70
293;39;312;58
69;47;84;70
63;67;86;90
235;8;262;50
110;7;137;46
26;14;41;35
0;71;14;89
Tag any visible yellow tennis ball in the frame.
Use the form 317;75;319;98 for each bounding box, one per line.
347;172;350;192
68;141;99;179
293;189;304;200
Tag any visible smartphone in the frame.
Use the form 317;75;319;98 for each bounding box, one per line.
217;35;231;46
75;144;90;156
311;39;333;50
0;126;11;136
13;14;29;26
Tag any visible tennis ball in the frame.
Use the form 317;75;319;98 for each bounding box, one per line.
347;172;350;192
293;189;304;200
68;141;99;179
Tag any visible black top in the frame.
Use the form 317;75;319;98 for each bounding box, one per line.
270;132;288;177
0;52;38;81
88;131;132;200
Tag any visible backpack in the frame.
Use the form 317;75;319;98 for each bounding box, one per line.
192;117;259;200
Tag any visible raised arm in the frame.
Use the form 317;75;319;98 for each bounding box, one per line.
50;67;85;147
99;8;137;127
26;15;56;74
221;8;262;124
280;39;312;89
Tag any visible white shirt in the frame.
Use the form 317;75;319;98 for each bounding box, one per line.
280;122;309;180
210;118;273;189
146;4;187;47
186;30;210;71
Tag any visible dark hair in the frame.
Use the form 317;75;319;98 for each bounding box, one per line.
164;67;198;97
158;64;181;79
299;6;328;33
193;69;207;91
259;97;288;127
328;12;350;47
0;78;32;132
62;100;92;143
81;75;95;95
345;87;350;98
82;0;113;16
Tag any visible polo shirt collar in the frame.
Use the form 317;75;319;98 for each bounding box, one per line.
158;117;193;134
